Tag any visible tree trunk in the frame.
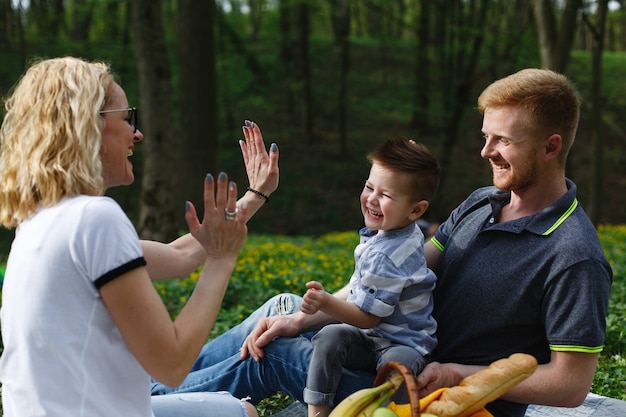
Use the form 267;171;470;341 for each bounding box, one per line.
71;0;93;42
329;0;351;156
216;8;269;85
431;0;488;216
176;0;218;211
587;0;608;225
132;0;180;242
533;0;583;72
28;0;64;39
296;0;313;142
279;0;296;122
247;0;264;42
0;0;13;48
411;0;431;134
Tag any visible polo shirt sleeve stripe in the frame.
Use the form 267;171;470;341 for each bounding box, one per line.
430;236;445;252
94;257;147;290
550;344;604;353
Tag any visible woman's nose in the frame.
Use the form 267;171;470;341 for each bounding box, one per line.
134;129;144;143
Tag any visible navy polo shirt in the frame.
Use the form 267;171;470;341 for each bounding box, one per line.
430;179;612;417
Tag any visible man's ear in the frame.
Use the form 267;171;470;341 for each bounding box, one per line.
544;134;562;160
409;200;429;221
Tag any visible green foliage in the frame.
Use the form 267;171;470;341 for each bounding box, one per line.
594;225;626;400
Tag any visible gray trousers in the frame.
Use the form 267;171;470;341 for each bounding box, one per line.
303;323;427;407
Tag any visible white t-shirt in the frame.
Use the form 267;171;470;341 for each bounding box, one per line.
0;195;152;417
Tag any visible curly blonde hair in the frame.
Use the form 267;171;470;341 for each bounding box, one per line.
0;57;114;228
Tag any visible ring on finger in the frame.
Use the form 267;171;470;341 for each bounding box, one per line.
225;207;238;220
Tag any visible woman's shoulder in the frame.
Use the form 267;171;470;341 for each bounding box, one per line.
57;195;129;226
62;195;123;212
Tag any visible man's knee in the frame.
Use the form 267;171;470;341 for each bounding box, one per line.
269;293;301;316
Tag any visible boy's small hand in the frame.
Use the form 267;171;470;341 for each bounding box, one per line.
300;281;327;315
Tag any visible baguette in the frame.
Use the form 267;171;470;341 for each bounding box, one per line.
423;353;538;417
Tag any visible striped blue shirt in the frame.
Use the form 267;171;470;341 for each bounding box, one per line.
347;222;437;355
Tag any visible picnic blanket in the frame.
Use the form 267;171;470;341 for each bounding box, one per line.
267;393;626;417
525;393;626;416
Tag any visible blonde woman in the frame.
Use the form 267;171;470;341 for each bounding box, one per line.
0;57;277;417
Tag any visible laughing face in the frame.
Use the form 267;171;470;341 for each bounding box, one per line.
99;83;143;189
480;106;544;192
360;162;425;232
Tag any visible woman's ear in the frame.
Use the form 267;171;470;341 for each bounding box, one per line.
409;200;429;221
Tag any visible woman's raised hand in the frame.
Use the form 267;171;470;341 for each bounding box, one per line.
240;120;279;199
184;172;247;260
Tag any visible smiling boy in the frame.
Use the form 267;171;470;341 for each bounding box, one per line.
299;137;440;417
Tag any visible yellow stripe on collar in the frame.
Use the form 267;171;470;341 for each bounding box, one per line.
543;198;578;236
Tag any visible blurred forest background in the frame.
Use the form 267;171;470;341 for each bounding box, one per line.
1;0;626;250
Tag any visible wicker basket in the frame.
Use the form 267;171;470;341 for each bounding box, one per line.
373;361;421;417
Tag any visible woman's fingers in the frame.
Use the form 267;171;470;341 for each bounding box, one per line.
185;172;247;257
214;172;229;212
185;173;215;234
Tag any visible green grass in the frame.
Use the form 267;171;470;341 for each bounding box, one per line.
0;227;625;414
593;225;626;400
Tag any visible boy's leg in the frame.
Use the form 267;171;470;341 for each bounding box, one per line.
375;344;428;404
304;325;376;408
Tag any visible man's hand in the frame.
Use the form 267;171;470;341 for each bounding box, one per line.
240;314;301;362
416;362;464;398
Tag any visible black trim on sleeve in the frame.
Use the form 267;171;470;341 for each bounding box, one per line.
94;257;147;290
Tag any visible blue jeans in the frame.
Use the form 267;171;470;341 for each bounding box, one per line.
151;294;375;404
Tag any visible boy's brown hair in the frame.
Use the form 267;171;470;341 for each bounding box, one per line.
367;136;440;202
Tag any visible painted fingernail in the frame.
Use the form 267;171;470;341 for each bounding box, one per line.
219;172;226;181
244;120;250;127
229;181;235;191
206;173;213;183
185;201;191;211
271;143;277;152
241;201;248;210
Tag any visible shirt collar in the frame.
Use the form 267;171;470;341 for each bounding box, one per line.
487;178;578;236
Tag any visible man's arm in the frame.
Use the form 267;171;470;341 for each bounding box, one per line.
417;351;597;408
424;239;442;270
502;351;597;407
